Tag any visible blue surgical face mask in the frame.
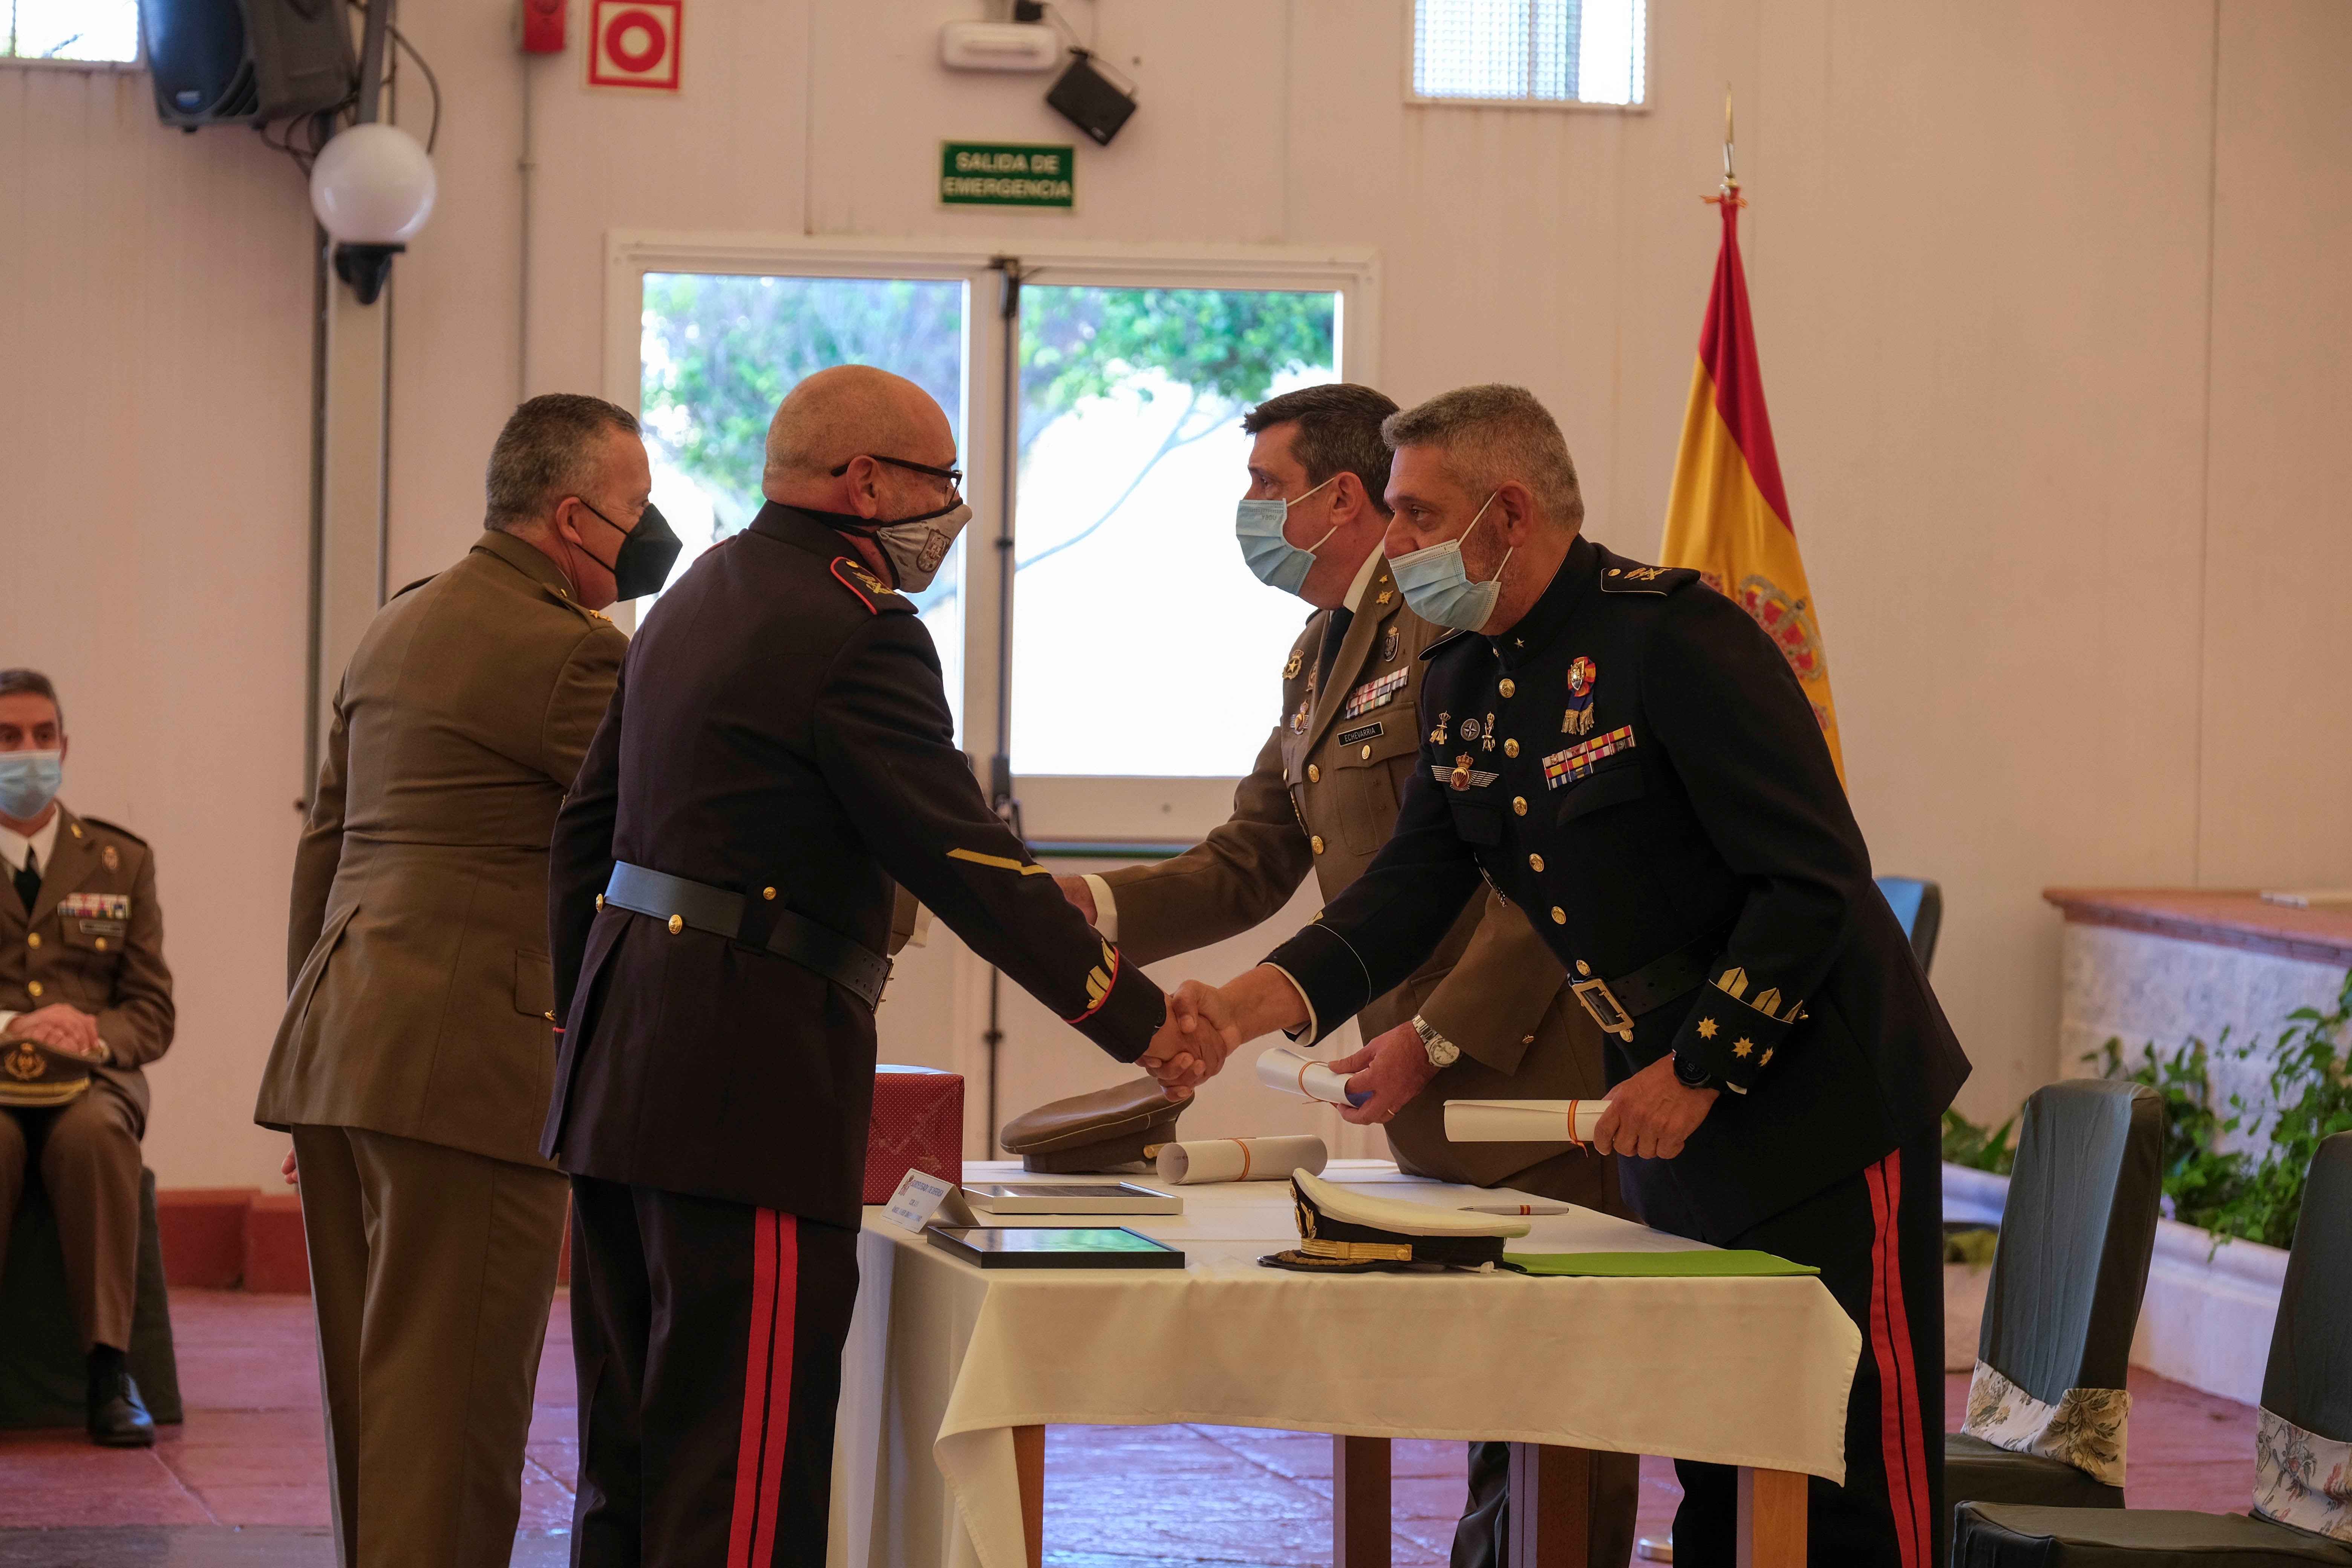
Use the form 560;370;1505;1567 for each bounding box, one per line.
0;750;63;822
1234;474;1341;595
1390;493;1509;631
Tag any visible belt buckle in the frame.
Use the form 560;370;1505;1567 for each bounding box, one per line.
1571;976;1636;1044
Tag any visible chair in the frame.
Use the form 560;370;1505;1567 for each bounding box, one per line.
0;1167;183;1429
1947;1079;2164;1529
1876;874;1945;973
1953;1132;2352;1566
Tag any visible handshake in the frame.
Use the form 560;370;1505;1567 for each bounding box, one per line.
1136;980;1246;1099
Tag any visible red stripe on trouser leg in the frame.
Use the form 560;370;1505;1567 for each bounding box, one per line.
1862;1156;1926;1568
753;1217;799;1562
1876;1152;1934;1568
727;1211;798;1568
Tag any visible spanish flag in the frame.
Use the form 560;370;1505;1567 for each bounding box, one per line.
1659;193;1846;784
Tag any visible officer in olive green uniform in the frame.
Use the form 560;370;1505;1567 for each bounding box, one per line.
257;396;671;1568
0;668;175;1447
1058;385;1633;1568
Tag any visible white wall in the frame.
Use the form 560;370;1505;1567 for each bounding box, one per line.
6;0;2349;1184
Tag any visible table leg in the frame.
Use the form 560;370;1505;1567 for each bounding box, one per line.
1505;1443;1593;1568
1735;1467;1807;1568
1333;1434;1391;1568
1014;1424;1045;1568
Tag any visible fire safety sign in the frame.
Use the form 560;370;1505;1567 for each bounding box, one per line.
587;0;681;92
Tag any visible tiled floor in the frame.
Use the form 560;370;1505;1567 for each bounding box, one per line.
0;1289;2260;1564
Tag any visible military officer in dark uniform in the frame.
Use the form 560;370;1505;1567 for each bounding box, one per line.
544;365;1193;1567
1174;385;1970;1568
0;668;175;1447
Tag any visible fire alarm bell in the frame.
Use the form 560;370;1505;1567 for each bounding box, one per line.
519;0;565;54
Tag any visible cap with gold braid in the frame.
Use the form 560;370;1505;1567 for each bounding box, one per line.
1261;1169;1531;1274
0;1034;94;1108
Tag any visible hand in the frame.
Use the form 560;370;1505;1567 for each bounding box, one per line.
11;1003;103;1060
281;1148;300;1186
1054;874;1098;926
1139;980;1242;1091
1590;1054;1718;1160
1329;1020;1443;1126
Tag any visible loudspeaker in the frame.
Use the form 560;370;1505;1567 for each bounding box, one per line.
138;0;354;129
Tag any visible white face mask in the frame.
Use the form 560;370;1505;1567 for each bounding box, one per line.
1389;493;1508;630
0;750;62;821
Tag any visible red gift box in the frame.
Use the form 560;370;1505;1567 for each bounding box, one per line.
865;1064;965;1204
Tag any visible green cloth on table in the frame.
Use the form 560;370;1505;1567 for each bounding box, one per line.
1505;1249;1818;1278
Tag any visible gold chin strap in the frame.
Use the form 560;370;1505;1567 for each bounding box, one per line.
1298;1237;1414;1264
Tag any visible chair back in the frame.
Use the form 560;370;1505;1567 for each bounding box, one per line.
2260;1132;2352;1442
1875;875;1945;974
1978;1078;2164;1401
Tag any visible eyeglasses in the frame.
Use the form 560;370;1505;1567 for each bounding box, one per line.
830;455;964;488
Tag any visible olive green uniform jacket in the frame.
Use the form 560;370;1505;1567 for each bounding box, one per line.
1;806;174;1130
1098;558;1614;1198
256;531;627;1168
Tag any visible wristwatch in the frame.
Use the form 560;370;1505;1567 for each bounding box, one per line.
1410;1015;1461;1067
1670;1049;1714;1090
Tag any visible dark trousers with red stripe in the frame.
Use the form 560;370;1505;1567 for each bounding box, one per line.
568;1176;861;1568
1671;1131;1945;1568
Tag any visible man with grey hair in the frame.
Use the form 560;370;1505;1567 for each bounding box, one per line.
1170;385;1970;1566
258;394;677;1568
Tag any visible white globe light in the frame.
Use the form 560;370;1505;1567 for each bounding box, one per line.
309;123;438;246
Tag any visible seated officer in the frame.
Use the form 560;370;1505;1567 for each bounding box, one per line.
0;668;176;1446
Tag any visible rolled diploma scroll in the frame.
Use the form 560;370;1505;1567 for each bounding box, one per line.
1443;1099;1612;1144
1156;1135;1329;1185
1255;1045;1372;1108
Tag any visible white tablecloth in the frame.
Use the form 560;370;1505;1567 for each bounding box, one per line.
827;1160;1861;1568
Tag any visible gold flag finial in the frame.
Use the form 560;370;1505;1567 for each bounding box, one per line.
1722;83;1739;189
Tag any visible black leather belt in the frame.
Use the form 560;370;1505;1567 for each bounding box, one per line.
1570;920;1736;1043
602;862;891;1010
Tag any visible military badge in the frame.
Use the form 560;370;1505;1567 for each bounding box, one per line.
1562;657;1598;736
1482;711;1498;751
1542;725;1637;789
1429;712;1450;745
1459;717;1481;742
1381;626;1400;662
1376;590;1395;607
61;893;130;922
101;845;121;871
1438;755;1499;791
1284;648;1304;680
1344;669;1407;718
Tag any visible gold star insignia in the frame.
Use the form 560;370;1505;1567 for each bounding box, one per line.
1696;1018;1719;1039
1759;1047;1775;1067
1377;590;1395;606
1732;1038;1755;1057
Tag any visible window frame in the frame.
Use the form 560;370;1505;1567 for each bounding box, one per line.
603;231;1381;824
2;0;145;69
1401;0;1652;113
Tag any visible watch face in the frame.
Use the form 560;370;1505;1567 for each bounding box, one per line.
1429;1039;1461;1066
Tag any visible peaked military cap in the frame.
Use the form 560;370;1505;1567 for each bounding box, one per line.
1000;1077;1190;1173
1261;1169;1531;1274
0;1035;94;1109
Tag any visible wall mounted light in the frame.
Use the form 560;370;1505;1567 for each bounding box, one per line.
309;122;438;305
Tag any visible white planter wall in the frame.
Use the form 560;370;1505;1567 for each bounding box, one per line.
1939;1162;2287;1404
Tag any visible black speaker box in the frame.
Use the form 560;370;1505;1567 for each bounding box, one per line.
138;0;354;129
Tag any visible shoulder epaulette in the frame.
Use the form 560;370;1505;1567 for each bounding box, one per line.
76;815;148;847
1417;628;1481;663
830;556;913;615
1597;562;1701;596
392;574;436;599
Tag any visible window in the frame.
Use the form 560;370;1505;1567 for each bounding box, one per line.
1009;285;1340;776
638;271;972;738
1411;0;1645;107
5;0;139;62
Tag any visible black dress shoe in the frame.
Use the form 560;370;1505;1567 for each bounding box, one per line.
86;1345;156;1448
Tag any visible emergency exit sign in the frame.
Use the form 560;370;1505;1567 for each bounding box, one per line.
940;142;1075;209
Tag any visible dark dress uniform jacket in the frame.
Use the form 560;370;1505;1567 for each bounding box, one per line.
544;504;1166;1230
1266;534;1970;1242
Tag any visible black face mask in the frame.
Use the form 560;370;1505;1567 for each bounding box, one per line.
577;499;684;602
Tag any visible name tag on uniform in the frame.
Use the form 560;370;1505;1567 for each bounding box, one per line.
1343;670;1407;718
1337;722;1384;747
60;893;130;922
1542;726;1637;788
